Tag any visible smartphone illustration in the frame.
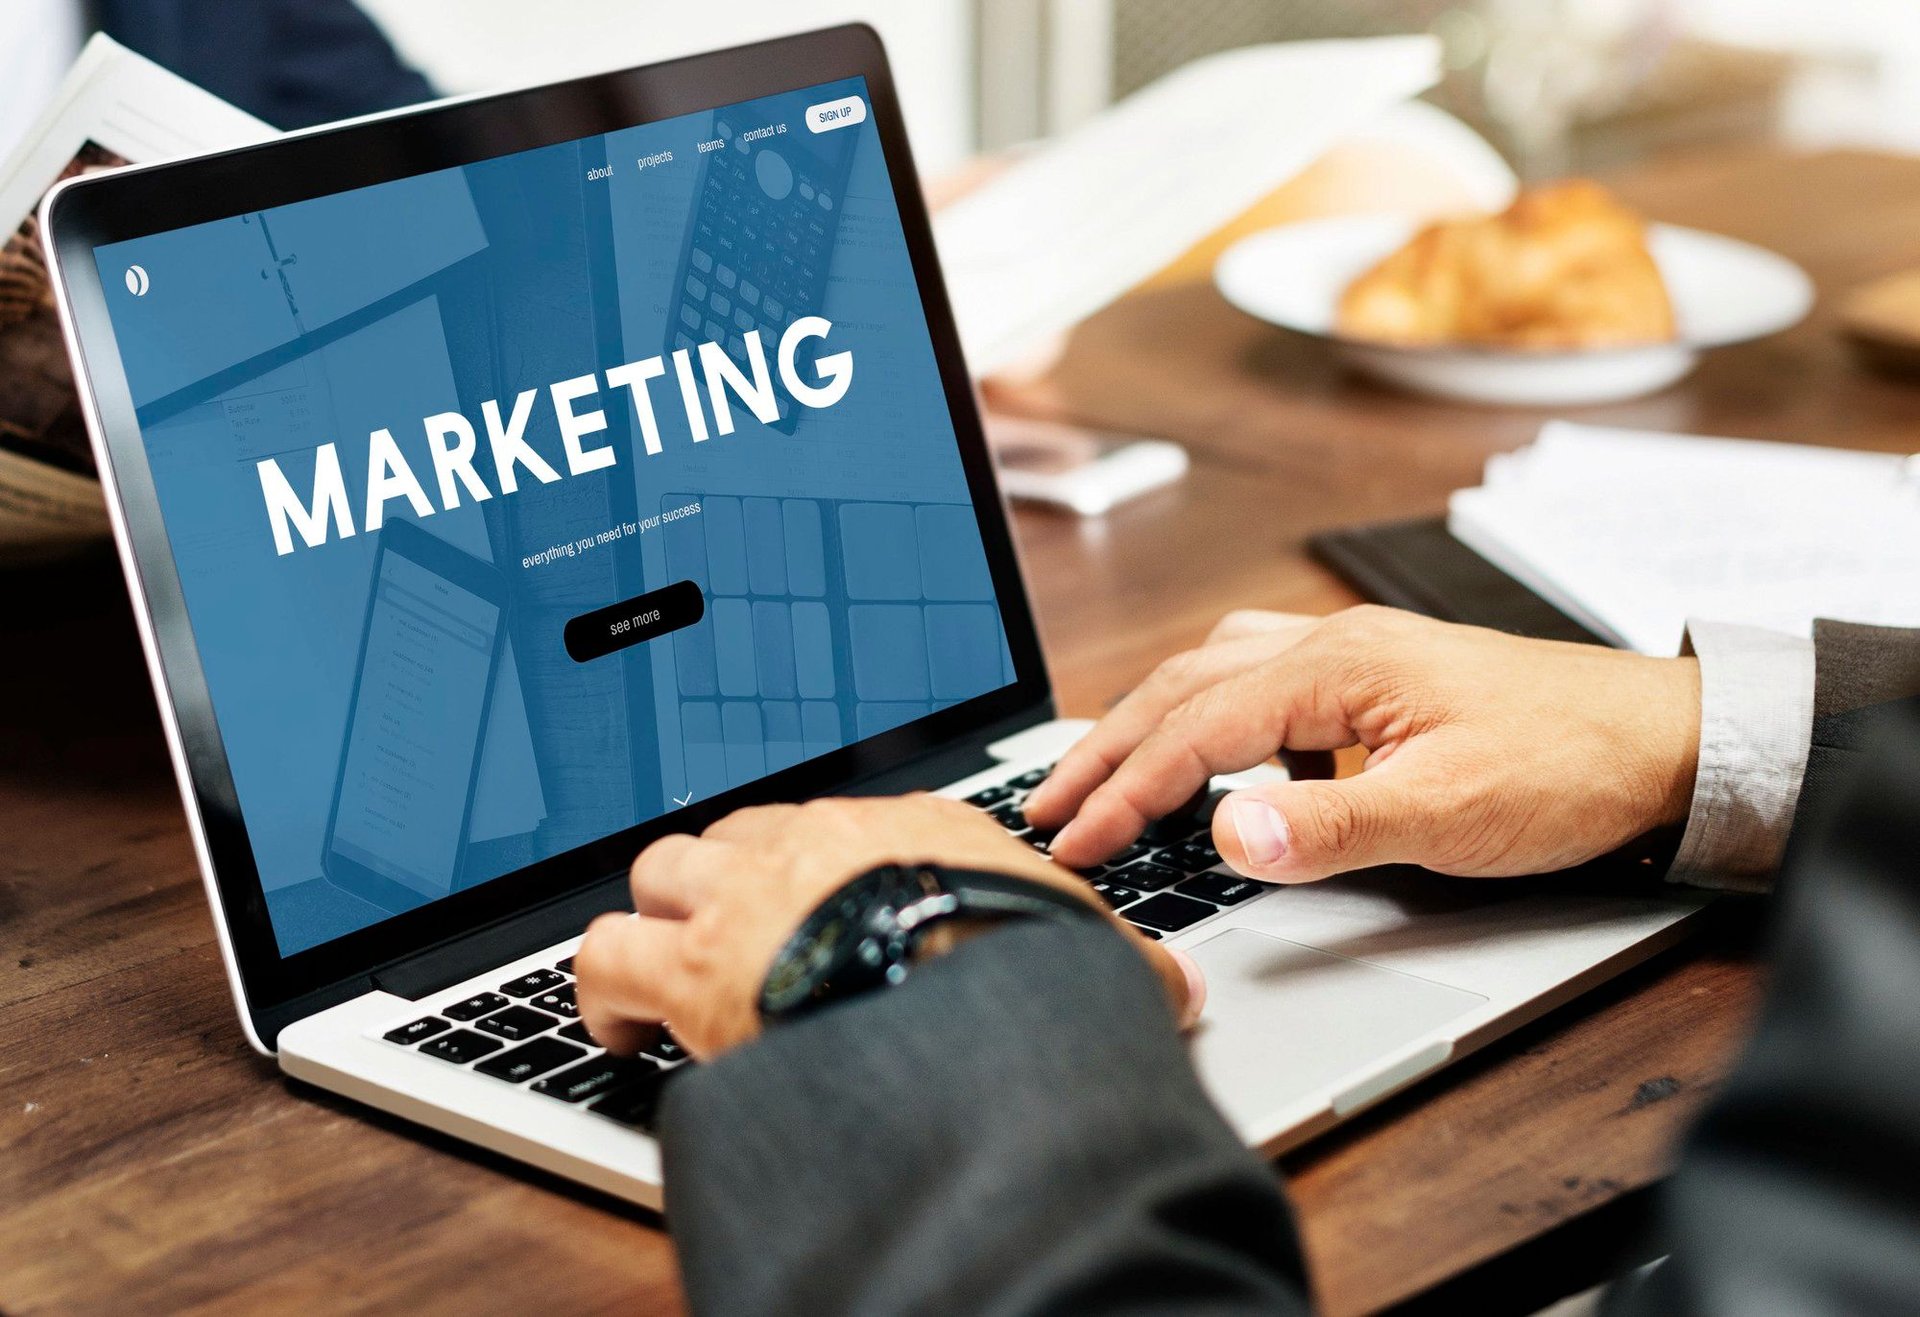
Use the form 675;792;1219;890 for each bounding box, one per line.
322;518;507;914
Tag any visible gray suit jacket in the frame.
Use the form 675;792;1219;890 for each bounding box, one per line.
658;627;1920;1315
1797;620;1920;831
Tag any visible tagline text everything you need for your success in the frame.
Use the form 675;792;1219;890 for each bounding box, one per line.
522;501;702;570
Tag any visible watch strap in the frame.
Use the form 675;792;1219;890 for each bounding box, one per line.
758;864;1103;1023
916;866;1106;928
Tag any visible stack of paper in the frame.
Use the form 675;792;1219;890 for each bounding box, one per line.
1448;421;1920;655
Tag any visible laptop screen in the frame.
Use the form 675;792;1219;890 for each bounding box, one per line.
88;75;1014;956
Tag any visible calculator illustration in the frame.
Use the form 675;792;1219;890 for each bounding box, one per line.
665;108;859;434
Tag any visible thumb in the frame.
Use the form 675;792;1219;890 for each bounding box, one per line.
1213;774;1431;884
1146;940;1207;1030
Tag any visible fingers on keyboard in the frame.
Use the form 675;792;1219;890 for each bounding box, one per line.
381;955;689;1137
961;769;1265;942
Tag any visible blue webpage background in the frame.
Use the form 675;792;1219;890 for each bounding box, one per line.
94;76;1013;955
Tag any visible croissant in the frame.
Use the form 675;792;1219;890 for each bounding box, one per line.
1336;180;1676;350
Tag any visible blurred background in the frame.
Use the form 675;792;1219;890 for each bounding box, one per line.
360;0;1920;179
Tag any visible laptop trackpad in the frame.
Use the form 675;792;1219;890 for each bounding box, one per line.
1185;929;1487;1134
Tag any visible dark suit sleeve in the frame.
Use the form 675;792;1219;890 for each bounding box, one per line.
252;0;434;128
97;0;434;129
658;920;1310;1317
1794;620;1920;830
1609;692;1920;1314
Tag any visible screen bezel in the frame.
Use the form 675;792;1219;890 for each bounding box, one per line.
45;24;1053;1040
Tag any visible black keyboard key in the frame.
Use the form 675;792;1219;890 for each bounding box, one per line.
1110;843;1151;867
531;983;579;1018
1164;842;1222;873
1141;791;1221;845
1088;881;1141;910
475;1036;585;1084
443;992;508;1021
1112;861;1181;892
635;1023;686;1063
590;1067;682;1132
559;1021;599;1047
475;1005;559;1040
384;1017;450;1046
988;805;1028;832
1124;892;1217;933
419;1030;505;1064
499;968;567;998
555;956;575;975
1072;864;1108;879
1025;828;1057;852
965;784;1014;808
1008;766;1052;790
1141;818;1203;846
532;1054;660;1103
1177;873;1264;906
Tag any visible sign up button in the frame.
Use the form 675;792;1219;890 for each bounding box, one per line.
806;96;866;134
564;580;705;663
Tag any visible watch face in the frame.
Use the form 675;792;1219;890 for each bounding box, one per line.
761;910;850;1012
761;866;926;1018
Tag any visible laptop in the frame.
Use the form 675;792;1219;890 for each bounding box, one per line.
43;24;1705;1210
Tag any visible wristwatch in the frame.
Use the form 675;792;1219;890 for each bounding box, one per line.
758;863;1102;1022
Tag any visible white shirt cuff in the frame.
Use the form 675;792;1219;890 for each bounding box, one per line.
1668;620;1815;893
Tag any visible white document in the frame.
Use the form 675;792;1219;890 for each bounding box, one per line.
0;35;270;232
0;34;271;560
934;36;1442;376
0;34;270;235
1448;420;1920;655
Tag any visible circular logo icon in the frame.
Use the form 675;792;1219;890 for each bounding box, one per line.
125;265;150;296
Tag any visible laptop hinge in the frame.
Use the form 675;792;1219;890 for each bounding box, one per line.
372;871;630;1000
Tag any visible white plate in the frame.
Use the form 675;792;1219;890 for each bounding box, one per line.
1214;215;1814;405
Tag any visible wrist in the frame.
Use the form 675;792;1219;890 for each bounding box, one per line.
1649;655;1703;828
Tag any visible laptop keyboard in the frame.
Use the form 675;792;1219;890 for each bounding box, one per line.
382;954;690;1133
377;763;1260;1130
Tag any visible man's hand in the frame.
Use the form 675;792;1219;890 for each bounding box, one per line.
1027;606;1700;884
574;794;1202;1060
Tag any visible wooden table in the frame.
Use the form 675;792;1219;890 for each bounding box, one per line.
5;147;1916;1314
